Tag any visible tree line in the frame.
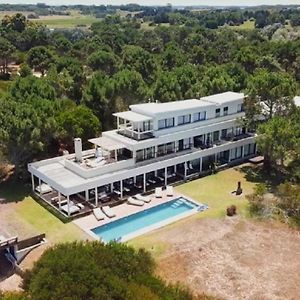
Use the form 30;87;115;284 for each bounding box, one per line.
0;11;299;176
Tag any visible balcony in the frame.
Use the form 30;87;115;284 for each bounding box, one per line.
118;128;154;141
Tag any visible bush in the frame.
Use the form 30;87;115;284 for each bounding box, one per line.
226;205;237;216
22;241;198;300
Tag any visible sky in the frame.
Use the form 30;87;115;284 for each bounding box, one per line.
3;0;300;7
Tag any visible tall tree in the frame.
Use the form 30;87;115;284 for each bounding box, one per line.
0;37;16;78
27;46;55;76
247;69;296;120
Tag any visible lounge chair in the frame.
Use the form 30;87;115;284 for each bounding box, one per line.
102;206;116;218
61;204;80;215
93;208;105;220
135;194;151;203
127;197;144;206
166;185;173;197
155;187;163;198
35;183;53;194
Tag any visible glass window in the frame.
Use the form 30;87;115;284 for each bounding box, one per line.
213;131;219;142
158;119;165;129
158;118;174;129
193;111;206;122
237;103;243;112
215;108;221;118
223;106;228;116
178;114;191;125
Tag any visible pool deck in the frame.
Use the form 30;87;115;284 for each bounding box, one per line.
73;190;199;241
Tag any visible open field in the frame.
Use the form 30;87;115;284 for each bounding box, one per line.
227;20;255;30
0;10;99;29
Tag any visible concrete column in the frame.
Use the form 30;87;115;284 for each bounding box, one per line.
184;162;187;179
200;157;203;172
164;168;167;187
154;145;158;158
38;178;42;196
95;187;98;206
115;149;118;161
85;190;89;202
120;180;123;199
242;146;245;158
143;173;146;193
31;174;35;191
58;192;61;210
110;183;113;192
154;170;158;176
174;164;177;173
67;195;70;217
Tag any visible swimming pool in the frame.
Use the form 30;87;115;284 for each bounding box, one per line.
91;198;207;242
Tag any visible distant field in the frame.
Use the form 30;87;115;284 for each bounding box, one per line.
229;20;255;30
0;10;100;29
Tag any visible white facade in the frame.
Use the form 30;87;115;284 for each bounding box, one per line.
28;91;257;217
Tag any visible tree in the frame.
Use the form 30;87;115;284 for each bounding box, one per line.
19;63;32;77
247;69;296;120
0;37;16;79
56;105;101;147
87;50;119;74
257;116;299;170
27;46;55;76
121;45;157;82
1;13;27;32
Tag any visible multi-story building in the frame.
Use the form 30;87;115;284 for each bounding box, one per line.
28;91;257;217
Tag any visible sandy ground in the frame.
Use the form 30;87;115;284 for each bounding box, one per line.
155;217;300;300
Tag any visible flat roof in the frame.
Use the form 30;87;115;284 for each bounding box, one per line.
89;136;126;151
201;91;244;105
113;111;152;122
130;99;210;115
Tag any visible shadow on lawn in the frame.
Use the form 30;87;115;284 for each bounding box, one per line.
239;165;286;191
0;179;31;203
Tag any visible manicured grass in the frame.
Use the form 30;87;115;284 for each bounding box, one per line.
175;166;256;218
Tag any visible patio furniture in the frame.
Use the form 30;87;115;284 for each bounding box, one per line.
166;185;173;197
148;178;156;184
98;191;108;200
93;208;105;221
51;195;66;203
124;186;130;192
35;183;53;194
77;203;85;209
127;197;144;206
113;189;121;196
102;206;116;218
61;203;80;215
134;194;151;203
155;187;162;198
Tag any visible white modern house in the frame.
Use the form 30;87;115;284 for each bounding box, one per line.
28;91;257;217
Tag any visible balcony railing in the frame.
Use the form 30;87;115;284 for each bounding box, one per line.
118;128;154;141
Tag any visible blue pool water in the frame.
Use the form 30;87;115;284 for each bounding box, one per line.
92;198;203;242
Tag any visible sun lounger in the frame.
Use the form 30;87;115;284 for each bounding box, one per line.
93;208;105;220
127;197;144;206
155;187;163;198
166;185;174;197
102;206;116;218
35;183;53;194
61;204;80;215
148;178;156;184
135;194;151;203
113;189;121;196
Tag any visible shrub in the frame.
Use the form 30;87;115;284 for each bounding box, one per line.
226;205;237;216
22;241;198;300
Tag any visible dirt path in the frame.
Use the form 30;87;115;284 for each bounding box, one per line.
155;217;300;300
